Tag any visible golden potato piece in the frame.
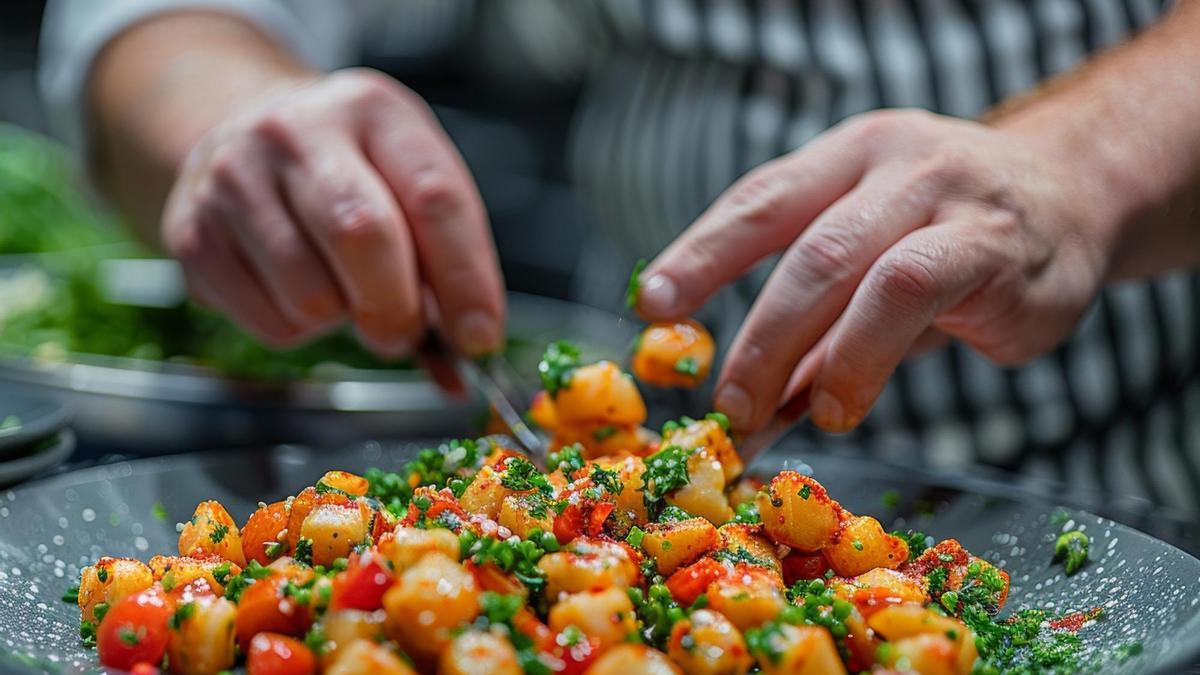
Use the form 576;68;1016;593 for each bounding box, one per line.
756;472;842;551
554;361;647;428
148;555;240;595
499;493;553;540
631;319;715;389
378;526;460;573
320;609;387;666
716;523;782;575
439;629;523;675
382;552;479;659
548;587;637;650
299;502;371;567
166;594;238;675
584;644;681;674
178;500;246;567
667;447;734;525
318;470;370;496
326;638;417;675
749;623;847;675
77;556;154;623
824;515;908;577
667;609;753;675
706;569;787;632
642;517;719;575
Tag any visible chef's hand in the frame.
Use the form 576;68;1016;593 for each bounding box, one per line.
635;110;1116;433
161;69;505;357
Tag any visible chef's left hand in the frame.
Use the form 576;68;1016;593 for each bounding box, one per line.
634;109;1119;434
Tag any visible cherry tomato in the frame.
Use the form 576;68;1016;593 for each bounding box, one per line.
235;573;312;651
330;553;394;611
96;587;172;671
781;552;831;585
665;557;729;606
552;500;615;544
246;632;317;675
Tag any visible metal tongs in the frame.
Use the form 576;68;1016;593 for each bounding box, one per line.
454;353;550;466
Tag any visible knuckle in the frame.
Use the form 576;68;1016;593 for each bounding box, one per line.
407;172;463;224
911;148;975;191
872;250;942;311
329;204;391;248
797;228;858;280
249;112;304;156
724;167;793;234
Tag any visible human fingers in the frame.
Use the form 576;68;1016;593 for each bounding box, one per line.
166;207;304;346
202;146;347;332
635;123;872;320
714;170;940;431
280;137;424;358
806;222;1001;432
361;85;505;356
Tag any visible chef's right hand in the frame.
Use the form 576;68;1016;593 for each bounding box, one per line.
161;68;505;358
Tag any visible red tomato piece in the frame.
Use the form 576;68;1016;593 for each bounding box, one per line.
665;557;729;606
553;500;616;544
246;632;317;675
96;588;172;671
330;553;394;611
781;552;831;585
513;607;556;653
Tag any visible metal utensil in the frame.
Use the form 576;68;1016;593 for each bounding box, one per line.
454;354;550;465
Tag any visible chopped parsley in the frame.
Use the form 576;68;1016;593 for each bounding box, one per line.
499;457;555;499
625;258;647;309
538;341;582;397
1053;531;1089;576
96;568;108;583
168;602;196;630
729;502;760;525
151;502;169;522
209;523;230;545
223;560;272;602
314;480;354;498
264;541;284;559
891;529;931;560
590;465;624;496
641;445;692;507
626;526;646;548
592;426;617;441
212;561;232;586
92;602;110;623
713;547;776;569
117;626;143;646
61;585;79;604
880;490;900;509
548;444;586;478
461;533;548;593
851;539;864;551
704;412;730;431
304;625;329;656
657;505;694;523
366;439;483;516
673;356;700;377
628;583;684;647
798;485;811;500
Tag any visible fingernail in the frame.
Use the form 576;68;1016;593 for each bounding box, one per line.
455;309;501;356
355;326;413;360
809;389;846;432
639;274;678;315
715;384;753;430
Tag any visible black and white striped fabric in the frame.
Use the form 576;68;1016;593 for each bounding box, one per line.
566;0;1200;517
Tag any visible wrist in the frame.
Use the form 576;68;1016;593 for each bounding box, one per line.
991;107;1151;282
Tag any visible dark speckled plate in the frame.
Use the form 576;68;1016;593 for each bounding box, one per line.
0;441;1198;674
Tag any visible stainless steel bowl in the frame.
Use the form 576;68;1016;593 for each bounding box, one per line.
0;292;639;452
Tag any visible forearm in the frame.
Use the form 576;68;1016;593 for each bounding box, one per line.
88;11;315;244
988;0;1200;281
